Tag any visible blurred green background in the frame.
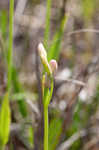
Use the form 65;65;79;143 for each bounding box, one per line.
0;0;99;150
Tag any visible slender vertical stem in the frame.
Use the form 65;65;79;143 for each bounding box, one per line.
45;78;54;107
42;74;46;98
44;0;52;47
7;0;14;93
44;106;48;150
43;78;54;150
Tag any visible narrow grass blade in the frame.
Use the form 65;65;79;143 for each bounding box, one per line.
0;11;7;39
28;126;34;148
12;67;27;117
7;0;14;92
44;0;52;47
48;15;68;61
49;118;62;150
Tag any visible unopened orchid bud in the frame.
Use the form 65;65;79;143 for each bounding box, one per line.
38;43;52;76
38;43;47;59
49;59;58;74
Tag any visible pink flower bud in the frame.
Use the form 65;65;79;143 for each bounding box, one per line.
38;43;52;76
49;59;58;73
38;43;47;59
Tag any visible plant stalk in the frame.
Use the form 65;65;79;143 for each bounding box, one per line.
44;106;48;150
7;0;14;93
43;78;54;150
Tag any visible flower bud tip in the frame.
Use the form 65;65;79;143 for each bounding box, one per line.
38;43;47;58
49;59;58;73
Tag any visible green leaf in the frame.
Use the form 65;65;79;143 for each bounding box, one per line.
0;93;11;146
48;15;68;61
0;11;7;38
12;67;28;117
28;126;34;148
44;0;52;47
49;118;63;150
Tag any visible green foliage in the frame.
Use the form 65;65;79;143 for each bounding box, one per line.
0;93;11;149
93;81;99;104
7;0;14;93
82;0;95;21
65;102;83;150
48;15;67;61
0;11;7;38
67;83;99;150
44;0;52;47
0;11;8;61
12;68;27;117
70;139;81;150
49;118;62;150
28;126;34;148
0;0;98;149
41;0;67;148
0;1;13;149
44;0;67;62
38;42;55;150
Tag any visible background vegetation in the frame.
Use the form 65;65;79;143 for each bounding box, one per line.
0;0;99;149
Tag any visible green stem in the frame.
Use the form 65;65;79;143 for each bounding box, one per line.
43;77;54;150
7;0;14;93
44;106;48;150
42;74;46;98
45;77;54;107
